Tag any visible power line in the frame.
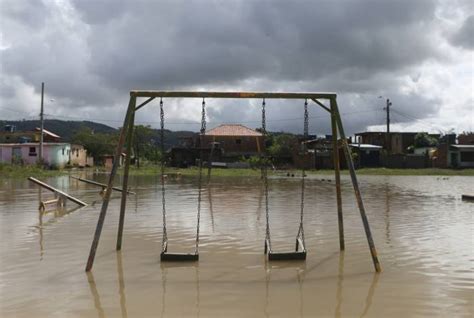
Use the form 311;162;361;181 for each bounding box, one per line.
391;109;446;133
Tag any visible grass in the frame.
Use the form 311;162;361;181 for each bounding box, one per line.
125;166;263;177
0;163;68;179
122;165;474;177
1;163;473;179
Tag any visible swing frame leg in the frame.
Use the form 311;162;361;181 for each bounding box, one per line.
85;96;136;272
331;98;381;273
331;103;345;251
116;105;135;251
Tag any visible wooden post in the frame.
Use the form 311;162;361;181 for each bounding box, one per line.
332;98;381;272
85;96;136;272
330;100;345;251
116;107;135;251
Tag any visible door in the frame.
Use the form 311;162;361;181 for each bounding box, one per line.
12;147;22;164
450;152;458;168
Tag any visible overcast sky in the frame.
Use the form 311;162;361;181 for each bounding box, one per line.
0;0;472;135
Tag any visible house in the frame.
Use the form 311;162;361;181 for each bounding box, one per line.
170;124;263;167
458;133;474;145
355;131;440;154
448;145;474;168
0;127;61;144
100;153;126;170
349;143;383;167
434;133;474;168
70;144;93;167
0;143;71;168
200;124;263;158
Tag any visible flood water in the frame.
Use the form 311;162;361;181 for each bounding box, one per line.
0;172;472;317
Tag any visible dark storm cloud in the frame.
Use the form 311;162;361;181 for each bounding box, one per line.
450;15;474;50
71;0;439;90
0;0;464;133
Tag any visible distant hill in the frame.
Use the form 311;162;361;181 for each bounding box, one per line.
0;119;117;141
0;119;196;148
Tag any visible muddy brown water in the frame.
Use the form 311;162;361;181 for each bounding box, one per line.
0;173;472;317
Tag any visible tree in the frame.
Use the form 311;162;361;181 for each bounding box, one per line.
132;125;155;168
267;133;298;163
414;133;438;148
71;128;118;161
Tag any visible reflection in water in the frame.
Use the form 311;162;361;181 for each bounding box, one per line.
160;262;200;317
207;186;215;231
257;184;263;221
117;252;128;318
334;252;380;318
384;183;391;245
87;271;105;318
38;210;44;260
36;202;83;260
360;273;380;318
264;262;306;318
335;252;344;318
86;252;129;318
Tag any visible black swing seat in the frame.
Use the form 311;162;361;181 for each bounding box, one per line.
265;238;307;261
160;252;199;262
160;241;199;262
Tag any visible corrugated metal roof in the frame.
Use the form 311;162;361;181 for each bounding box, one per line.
349;143;383;150
206;124;262;137
451;145;474;149
35;127;61;138
0;142;70;146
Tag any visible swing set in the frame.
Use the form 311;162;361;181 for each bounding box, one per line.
84;91;381;273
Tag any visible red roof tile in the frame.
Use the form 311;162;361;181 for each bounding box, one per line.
206;124;262;137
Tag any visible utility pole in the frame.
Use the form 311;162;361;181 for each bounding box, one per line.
383;98;392;152
39;82;44;165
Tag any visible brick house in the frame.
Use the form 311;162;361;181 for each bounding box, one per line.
170;124;263;167
199;124;264;158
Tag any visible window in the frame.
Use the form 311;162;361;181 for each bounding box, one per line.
29;147;37;156
235;139;242;145
62;148;65;155
460;151;474;162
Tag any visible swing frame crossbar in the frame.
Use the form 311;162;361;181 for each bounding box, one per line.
84;90;381;273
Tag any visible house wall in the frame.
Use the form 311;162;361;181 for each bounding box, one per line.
43;144;71;168
201;135;263;156
451;148;474;168
357;133;385;147
70;145;88;167
458;134;474;145
390;133;416;154
433;144;448;168
382;154;427;168
0;143;70;168
0;144;39;164
459;150;474;167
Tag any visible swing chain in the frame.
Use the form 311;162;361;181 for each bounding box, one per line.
297;99;308;246
160;97;167;252
304;99;309;141
195;98;206;253
262;98;271;249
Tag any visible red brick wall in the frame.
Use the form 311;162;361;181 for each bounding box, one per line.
201;135;264;156
458;134;474;145
433;143;448;168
